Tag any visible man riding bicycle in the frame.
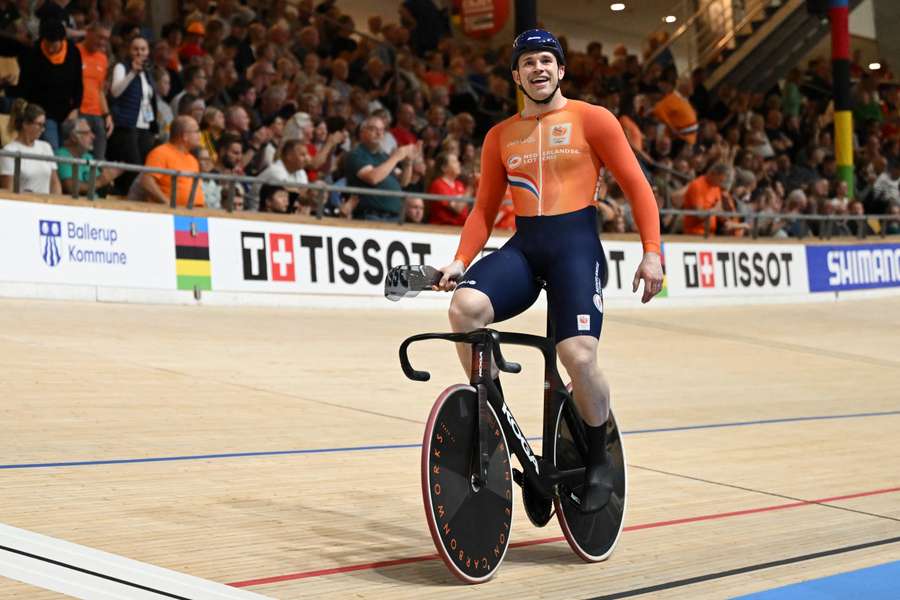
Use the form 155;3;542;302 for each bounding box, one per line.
435;29;663;513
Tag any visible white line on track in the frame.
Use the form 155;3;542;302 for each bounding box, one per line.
0;522;272;599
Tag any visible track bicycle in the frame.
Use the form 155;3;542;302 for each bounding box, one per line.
386;265;627;583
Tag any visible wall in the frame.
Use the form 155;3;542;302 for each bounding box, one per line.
3;197;898;310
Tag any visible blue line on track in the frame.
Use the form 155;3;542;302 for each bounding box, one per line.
2;410;898;471
731;560;900;600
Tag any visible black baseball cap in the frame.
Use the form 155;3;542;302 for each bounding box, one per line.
39;19;66;42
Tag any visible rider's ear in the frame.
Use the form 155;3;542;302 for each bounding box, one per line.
558;64;565;81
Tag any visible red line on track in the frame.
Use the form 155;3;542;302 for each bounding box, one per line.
228;485;900;588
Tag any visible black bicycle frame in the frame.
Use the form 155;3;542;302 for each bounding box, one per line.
399;326;589;500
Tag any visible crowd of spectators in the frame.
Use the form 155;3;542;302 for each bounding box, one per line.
0;0;897;237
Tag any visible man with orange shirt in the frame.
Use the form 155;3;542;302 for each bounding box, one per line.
681;163;731;235
138;116;205;207
427;152;469;226
652;75;698;156
434;29;663;514
77;21;113;159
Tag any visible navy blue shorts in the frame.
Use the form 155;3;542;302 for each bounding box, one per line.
457;206;606;341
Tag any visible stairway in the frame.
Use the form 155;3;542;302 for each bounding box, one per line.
647;0;863;93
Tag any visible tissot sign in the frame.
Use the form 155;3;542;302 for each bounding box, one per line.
664;243;809;297
209;218;467;295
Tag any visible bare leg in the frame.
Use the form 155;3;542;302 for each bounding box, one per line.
556;335;609;426
556;335;613;512
447;287;496;377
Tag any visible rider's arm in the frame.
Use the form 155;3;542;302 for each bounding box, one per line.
583;105;662;255
453;127;506;268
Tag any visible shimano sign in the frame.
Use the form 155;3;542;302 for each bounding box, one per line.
806;244;900;292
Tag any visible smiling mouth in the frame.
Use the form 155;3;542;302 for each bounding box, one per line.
530;76;550;85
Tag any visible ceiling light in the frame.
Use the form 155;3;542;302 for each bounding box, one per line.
869;62;881;70
664;15;677;23
610;3;625;11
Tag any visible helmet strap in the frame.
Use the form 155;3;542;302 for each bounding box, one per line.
516;70;561;105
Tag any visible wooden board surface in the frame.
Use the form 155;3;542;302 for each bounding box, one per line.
1;296;898;599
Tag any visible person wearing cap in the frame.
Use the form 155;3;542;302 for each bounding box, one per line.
433;29;663;514
179;21;207;62
16;19;83;150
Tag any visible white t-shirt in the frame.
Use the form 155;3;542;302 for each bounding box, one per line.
873;172;900;205
259;160;308;186
0;139;56;194
252;160;308;211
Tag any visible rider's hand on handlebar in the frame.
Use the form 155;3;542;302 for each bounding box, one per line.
434;259;466;291
632;251;664;304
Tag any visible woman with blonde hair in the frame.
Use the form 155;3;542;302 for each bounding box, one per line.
0;100;62;194
200;106;225;164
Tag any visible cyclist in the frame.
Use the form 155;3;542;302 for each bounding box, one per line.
435;29;663;512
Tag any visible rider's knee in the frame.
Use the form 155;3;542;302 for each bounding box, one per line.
558;337;599;376
448;290;491;328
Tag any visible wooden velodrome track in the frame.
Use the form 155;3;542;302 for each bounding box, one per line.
1;292;899;598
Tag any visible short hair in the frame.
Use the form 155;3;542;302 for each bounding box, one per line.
88;20;113;33
217;132;243;156
61;118;87;141
280;138;303;159
231;80;254;98
177;93;198;116
707;162;732;177
183;66;205;85
170;116;193;140
161;22;183;39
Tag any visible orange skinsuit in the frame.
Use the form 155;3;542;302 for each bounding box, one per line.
455;100;661;266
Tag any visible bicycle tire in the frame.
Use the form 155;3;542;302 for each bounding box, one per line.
421;384;513;583
553;389;627;562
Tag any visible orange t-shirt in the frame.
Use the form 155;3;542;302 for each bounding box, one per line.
652;92;698;144
454;99;660;267
681;175;721;235
77;43;108;116
619;115;644;153
146;143;206;207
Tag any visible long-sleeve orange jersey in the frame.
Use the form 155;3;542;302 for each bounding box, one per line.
454;100;662;267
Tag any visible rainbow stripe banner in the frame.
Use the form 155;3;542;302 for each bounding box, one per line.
174;215;211;291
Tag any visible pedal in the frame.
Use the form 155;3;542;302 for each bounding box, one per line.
512;468;524;488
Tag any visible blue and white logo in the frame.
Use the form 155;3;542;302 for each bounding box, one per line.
39;220;62;267
806;243;900;292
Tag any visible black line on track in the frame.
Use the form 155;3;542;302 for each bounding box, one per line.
586;535;900;599
0;545;191;599
630;464;900;524
608;315;900;370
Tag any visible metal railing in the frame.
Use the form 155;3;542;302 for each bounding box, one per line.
0;149;475;224
654;208;892;240
645;0;779;74
1;149;896;239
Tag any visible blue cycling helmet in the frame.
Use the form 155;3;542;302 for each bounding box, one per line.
510;29;566;72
